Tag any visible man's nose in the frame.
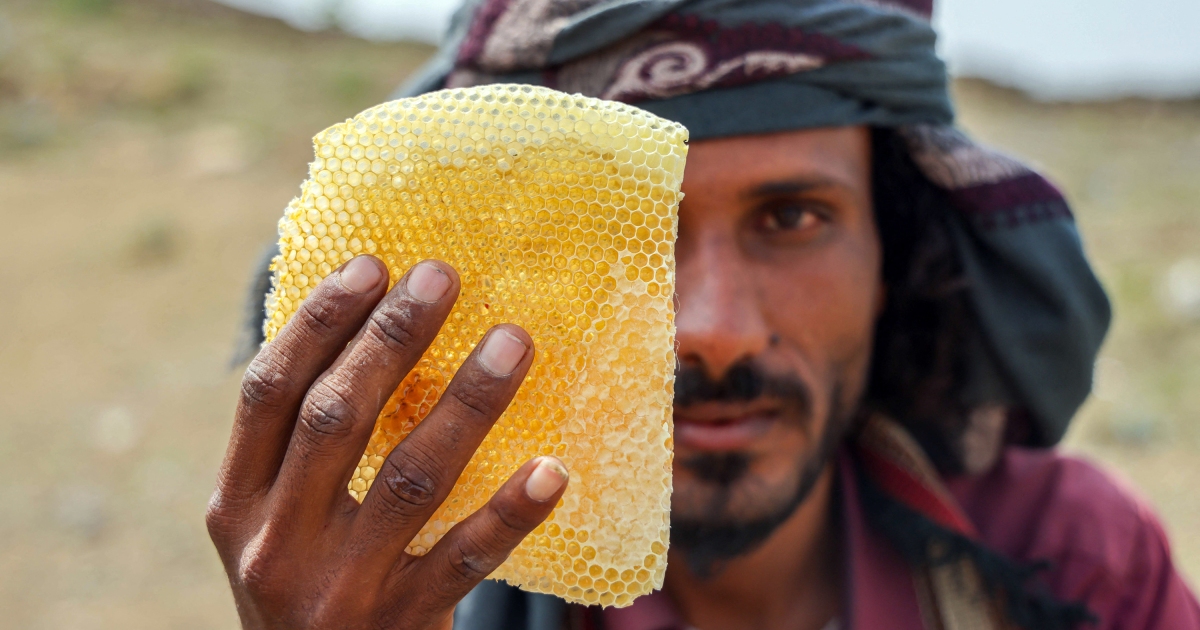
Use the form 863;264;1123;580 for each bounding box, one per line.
674;237;771;381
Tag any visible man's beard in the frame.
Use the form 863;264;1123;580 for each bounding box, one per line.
670;361;852;578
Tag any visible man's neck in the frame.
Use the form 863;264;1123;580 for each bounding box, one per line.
663;463;842;630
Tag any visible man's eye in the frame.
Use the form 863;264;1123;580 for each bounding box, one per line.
760;203;821;232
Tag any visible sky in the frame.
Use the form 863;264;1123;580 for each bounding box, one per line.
212;0;1200;100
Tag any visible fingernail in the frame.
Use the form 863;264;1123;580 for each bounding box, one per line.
339;256;384;294
478;329;527;376
525;457;568;502
407;262;452;303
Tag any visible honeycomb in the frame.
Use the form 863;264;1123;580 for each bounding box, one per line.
263;85;687;607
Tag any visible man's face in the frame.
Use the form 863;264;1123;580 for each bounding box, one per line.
671;126;883;571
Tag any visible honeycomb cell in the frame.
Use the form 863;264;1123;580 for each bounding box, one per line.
263;85;687;607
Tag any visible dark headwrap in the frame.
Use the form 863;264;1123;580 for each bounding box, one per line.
397;0;1110;446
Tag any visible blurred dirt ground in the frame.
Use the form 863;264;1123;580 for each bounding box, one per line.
0;1;1196;628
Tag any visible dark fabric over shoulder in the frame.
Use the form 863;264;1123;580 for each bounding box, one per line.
454;581;567;630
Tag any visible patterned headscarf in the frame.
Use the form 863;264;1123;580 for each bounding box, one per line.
397;0;1111;446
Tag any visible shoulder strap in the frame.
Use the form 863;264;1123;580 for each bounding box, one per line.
856;416;1013;630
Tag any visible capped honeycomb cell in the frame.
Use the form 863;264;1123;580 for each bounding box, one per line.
264;85;687;607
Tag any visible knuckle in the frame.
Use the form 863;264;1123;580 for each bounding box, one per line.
205;478;265;548
232;527;293;602
366;305;421;355
445;537;493;584
297;295;341;336
446;385;499;423
487;498;538;536
297;384;359;441
376;458;439;513
239;357;293;412
204;491;239;544
236;549;278;597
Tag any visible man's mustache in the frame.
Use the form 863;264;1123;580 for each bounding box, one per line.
673;360;812;414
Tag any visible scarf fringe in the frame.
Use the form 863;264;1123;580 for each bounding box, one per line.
853;453;1097;629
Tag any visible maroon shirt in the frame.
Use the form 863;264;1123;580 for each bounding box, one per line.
604;448;1200;630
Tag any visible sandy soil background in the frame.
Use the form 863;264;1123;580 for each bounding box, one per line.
0;1;1196;628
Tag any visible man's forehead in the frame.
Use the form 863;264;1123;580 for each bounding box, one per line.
682;126;872;196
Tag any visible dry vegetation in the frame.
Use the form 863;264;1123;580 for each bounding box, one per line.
0;0;1195;627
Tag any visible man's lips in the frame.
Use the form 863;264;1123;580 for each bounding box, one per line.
673;403;781;451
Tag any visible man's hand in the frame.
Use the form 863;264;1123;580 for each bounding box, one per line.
206;255;570;630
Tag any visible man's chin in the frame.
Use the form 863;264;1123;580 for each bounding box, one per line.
668;446;840;578
670;511;801;579
669;468;814;579
668;381;855;578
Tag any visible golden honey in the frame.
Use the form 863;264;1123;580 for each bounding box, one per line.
264;84;687;607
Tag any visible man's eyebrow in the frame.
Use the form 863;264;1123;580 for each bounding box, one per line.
742;176;850;199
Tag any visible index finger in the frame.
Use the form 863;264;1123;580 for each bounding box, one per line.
216;256;389;506
387;456;569;619
350;324;535;557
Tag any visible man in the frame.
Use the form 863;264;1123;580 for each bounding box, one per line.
206;0;1200;628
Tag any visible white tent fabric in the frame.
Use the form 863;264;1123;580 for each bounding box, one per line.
211;0;456;43
936;0;1200;99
